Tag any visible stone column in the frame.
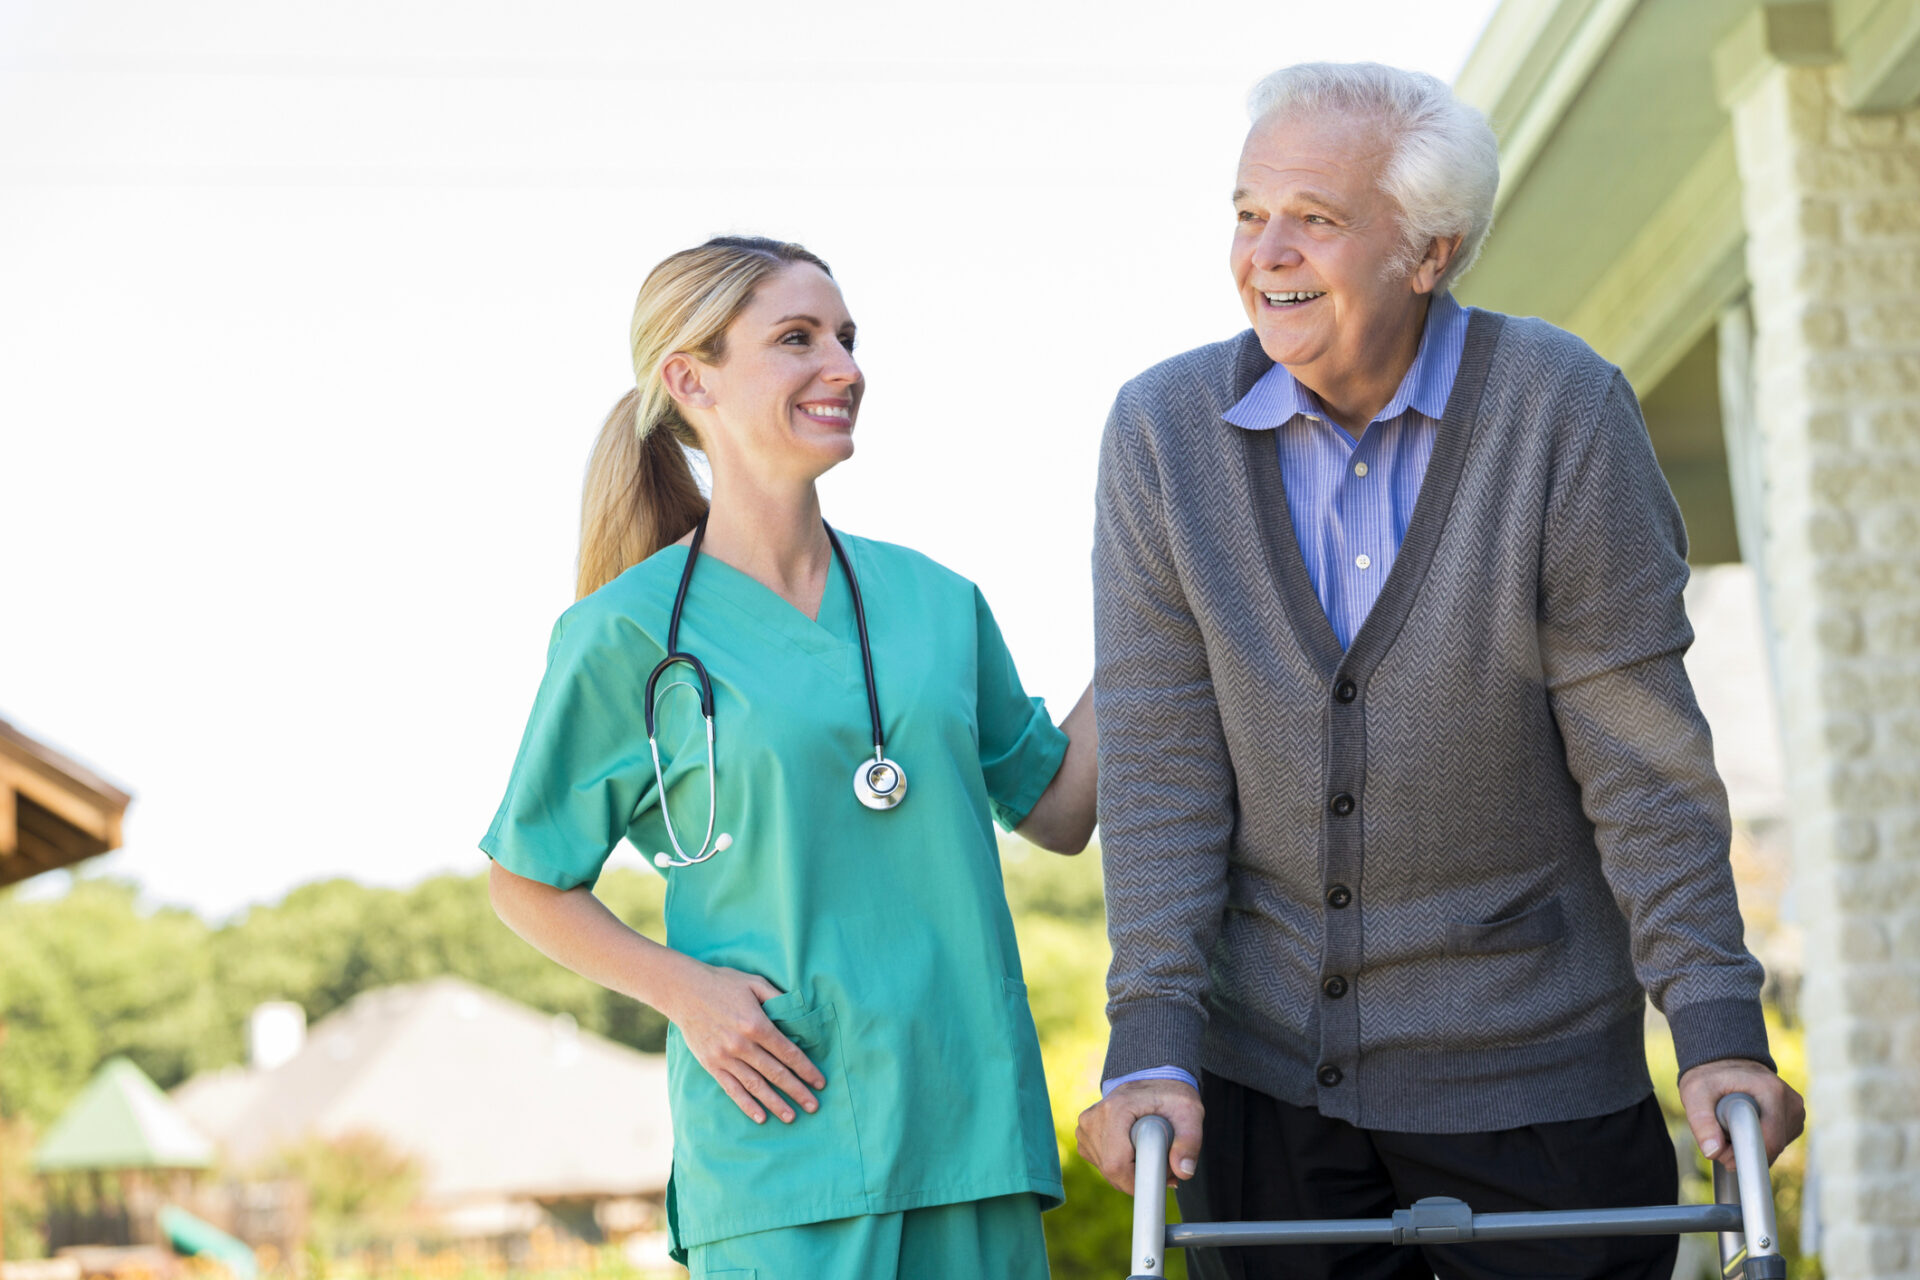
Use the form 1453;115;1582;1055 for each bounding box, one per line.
1723;50;1920;1280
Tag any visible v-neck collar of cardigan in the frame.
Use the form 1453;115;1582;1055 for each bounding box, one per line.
1225;306;1505;685
1222;291;1468;438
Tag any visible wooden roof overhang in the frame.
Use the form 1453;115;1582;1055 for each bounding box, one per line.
0;717;131;888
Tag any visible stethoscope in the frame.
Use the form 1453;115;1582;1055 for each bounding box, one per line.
645;514;907;869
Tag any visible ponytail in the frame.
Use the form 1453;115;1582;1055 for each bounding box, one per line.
573;235;831;600
575;390;707;600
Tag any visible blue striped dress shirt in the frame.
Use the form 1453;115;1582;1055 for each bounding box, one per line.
1101;292;1473;1098
1225;292;1472;648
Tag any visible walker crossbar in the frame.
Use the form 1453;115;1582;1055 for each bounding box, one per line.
1165;1202;1742;1248
1122;1093;1785;1280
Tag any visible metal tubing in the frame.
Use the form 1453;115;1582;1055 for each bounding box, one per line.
1716;1092;1782;1264
1714;1159;1745;1276
1457;1204;1742;1241
1169;1219;1398;1248
1129;1116;1173;1278
1165;1203;1741;1250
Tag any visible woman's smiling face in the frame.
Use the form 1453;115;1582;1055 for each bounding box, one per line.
683;262;864;482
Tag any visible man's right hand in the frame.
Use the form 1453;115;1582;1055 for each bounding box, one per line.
1075;1078;1205;1195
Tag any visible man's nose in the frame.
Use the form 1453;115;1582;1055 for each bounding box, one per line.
1252;222;1303;273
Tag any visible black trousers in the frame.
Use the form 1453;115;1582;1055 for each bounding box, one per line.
1176;1073;1680;1280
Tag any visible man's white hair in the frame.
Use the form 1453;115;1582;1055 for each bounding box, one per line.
1247;62;1500;294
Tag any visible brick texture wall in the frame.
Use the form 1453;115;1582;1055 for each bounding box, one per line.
1728;62;1920;1280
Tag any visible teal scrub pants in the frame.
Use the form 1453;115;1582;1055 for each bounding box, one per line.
686;1192;1049;1279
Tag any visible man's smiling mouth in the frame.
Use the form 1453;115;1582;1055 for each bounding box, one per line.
1263;291;1326;307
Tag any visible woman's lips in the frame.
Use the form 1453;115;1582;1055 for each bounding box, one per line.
797;402;853;426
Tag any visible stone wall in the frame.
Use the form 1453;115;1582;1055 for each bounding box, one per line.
1727;60;1920;1280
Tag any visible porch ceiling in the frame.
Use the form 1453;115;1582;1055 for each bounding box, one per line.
1453;0;1756;385
0;717;131;888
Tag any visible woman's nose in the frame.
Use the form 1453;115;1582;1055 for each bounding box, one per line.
822;346;862;385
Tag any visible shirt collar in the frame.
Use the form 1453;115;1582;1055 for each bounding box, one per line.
1223;291;1468;433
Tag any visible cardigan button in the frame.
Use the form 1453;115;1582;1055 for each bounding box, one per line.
1335;680;1357;704
1322;975;1349;999
1326;884;1353;909
1329;793;1355;816
1317;1064;1344;1088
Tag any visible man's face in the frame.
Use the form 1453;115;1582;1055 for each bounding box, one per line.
1230;111;1421;381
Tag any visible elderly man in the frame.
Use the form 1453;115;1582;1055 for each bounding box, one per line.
1075;62;1804;1280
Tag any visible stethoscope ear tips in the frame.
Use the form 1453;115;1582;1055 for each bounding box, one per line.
715;832;733;851
653;852;673;868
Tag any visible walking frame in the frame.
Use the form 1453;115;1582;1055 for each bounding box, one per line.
1122;1092;1785;1279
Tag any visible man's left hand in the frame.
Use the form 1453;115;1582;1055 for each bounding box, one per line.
1676;1057;1805;1169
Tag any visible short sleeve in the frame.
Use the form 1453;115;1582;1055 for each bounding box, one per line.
973;586;1068;832
479;604;659;892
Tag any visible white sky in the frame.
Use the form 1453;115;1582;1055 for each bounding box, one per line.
6;0;1521;919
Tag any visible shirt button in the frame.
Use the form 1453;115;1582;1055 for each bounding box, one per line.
1322;975;1349;999
1326;884;1353;908
1353;461;1369;477
1355;554;1372;570
1334;680;1357;704
1329;793;1355;816
1317;1065;1344;1088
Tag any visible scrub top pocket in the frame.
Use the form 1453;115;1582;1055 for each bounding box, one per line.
666;1000;871;1243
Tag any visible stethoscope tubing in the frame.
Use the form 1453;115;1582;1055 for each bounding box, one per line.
646;514;901;868
821;521;888;759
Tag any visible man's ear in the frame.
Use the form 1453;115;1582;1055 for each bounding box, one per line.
1411;234;1465;296
660;352;714;410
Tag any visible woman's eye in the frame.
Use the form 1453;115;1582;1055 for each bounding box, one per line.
839;334;857;352
780;329;810;345
1236;209;1258;223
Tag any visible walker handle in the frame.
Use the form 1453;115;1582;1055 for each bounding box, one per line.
1712;1092;1785;1279
1127;1114;1174;1278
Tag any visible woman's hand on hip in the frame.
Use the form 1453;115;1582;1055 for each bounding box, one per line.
660;957;826;1125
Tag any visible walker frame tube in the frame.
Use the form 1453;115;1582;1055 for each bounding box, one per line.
1124;1094;1784;1280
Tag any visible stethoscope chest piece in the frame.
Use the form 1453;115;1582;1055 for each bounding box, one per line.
854;753;908;811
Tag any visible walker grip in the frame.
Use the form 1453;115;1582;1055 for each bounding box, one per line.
1127;1115;1175;1277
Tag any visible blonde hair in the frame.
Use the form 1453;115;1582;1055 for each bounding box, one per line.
575;236;833;599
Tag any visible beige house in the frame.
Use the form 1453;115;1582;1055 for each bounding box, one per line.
172;978;673;1245
1453;2;1920;1275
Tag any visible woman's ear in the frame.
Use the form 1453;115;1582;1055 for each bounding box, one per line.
660;352;715;411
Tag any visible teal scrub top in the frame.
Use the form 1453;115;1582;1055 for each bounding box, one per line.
480;533;1068;1254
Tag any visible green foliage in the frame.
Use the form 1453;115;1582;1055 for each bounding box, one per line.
0;867;672;1138
0;1114;48;1260
0;925;96;1127
270;1131;422;1252
0;880;219;1118
999;838;1107;924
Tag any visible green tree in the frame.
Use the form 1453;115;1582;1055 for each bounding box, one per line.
269;1131;421;1253
0;880;217;1097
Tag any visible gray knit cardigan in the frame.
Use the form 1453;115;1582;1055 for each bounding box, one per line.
1092;310;1770;1133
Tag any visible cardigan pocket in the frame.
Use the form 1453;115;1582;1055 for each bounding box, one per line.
1446;897;1567;955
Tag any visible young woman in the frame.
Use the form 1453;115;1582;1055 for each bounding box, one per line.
481;236;1095;1279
